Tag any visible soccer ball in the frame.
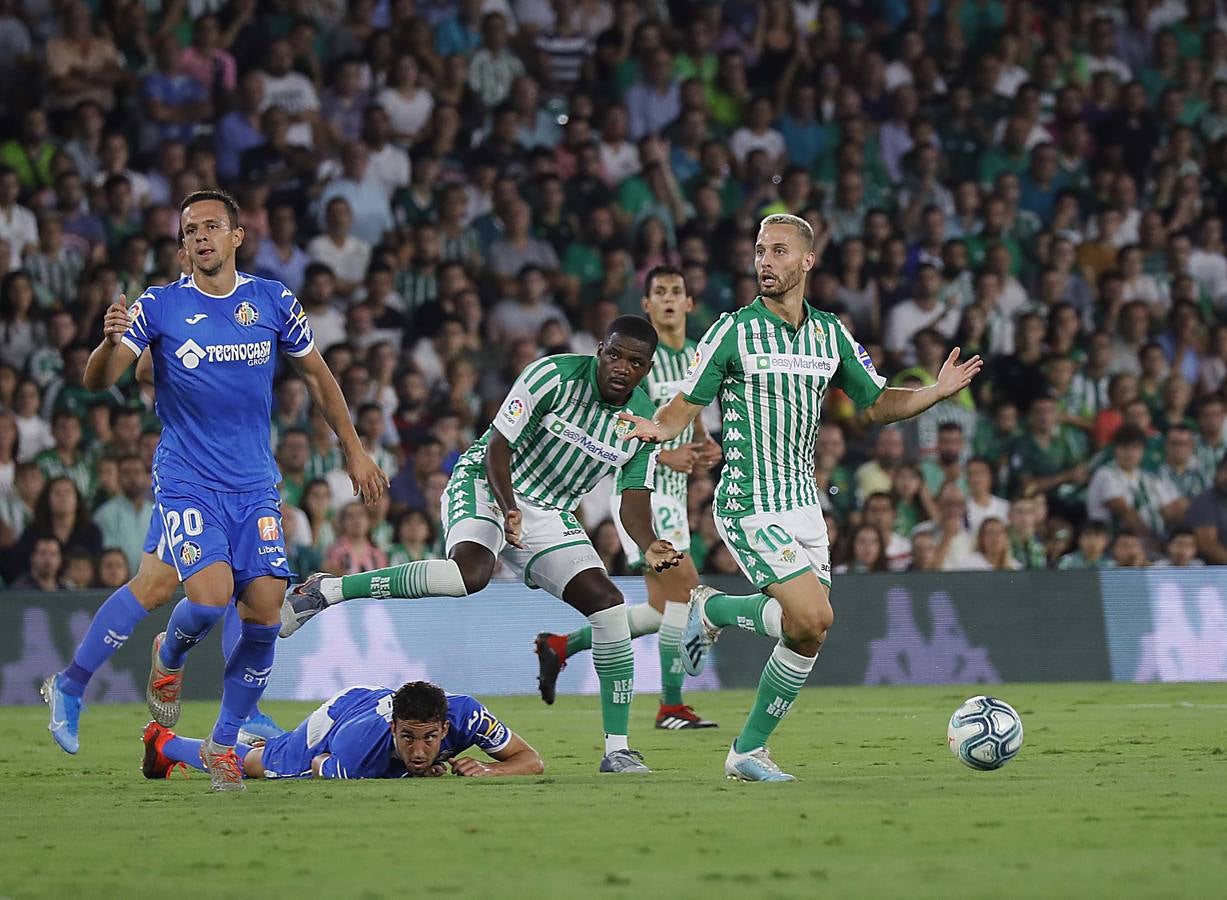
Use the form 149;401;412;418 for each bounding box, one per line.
946;695;1024;771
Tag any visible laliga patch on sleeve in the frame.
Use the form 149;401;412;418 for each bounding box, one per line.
502;396;526;424
685;345;703;378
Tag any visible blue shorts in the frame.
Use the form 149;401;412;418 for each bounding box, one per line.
146;479;293;592
257;719;315;779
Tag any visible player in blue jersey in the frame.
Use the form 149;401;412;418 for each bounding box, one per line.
42;190;387;790
41;257;282;752
141;681;544;780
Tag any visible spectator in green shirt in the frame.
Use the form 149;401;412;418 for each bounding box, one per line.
1007;395;1090;514
34;410;95;505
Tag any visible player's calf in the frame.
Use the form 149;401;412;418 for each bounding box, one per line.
281;556;478;638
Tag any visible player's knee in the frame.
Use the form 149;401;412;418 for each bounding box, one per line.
782;605;832;644
590;586;624;613
460;567;490;595
128;560;179;609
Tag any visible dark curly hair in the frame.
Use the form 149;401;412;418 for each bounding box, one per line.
391;681;448;724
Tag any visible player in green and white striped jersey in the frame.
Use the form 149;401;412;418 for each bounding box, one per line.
534;266;723;731
620;215;983;781
279;316;684;774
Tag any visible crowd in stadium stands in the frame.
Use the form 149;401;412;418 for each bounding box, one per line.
4;0;1227;590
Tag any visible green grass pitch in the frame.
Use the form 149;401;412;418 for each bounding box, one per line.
1;682;1225;899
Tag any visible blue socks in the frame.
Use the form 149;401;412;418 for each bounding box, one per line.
61;586;148;697
220;602;269;721
220;601;242;661
159;600;226;670
163;735;253;773
211;622;279;747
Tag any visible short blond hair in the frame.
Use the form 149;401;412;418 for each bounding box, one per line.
758;213;815;251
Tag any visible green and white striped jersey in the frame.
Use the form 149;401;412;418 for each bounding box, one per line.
682;298;886;518
644;338;698;502
454;354;659;512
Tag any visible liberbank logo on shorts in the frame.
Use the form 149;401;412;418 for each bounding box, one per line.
175;338;273;369
748;353;835;376
541;413;630;465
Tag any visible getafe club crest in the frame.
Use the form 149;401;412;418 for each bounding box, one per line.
234;301;259;326
179;541;202;567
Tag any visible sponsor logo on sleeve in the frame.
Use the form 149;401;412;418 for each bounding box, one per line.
856;343;877;375
502;397;526;424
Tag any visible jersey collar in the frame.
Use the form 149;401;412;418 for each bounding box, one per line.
188;271;253;299
751;296;818;334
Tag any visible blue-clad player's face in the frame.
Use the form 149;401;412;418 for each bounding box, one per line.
180;199;244;278
392;718;450;776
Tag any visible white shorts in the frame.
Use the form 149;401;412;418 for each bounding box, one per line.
609;491;690;568
441;476;604;599
713;504;831;589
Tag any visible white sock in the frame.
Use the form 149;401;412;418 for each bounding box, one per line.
762;599;783;639
321;577;343;604
604;733;629;754
590;605;633;756
625;603;663;638
661;599;688;631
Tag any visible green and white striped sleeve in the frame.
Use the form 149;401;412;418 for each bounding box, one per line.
492;358;561;448
833;320;887;409
615;441;659;493
681;313;737;407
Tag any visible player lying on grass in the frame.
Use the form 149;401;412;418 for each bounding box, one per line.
142;680;543;780
534;266;720;730
279;316;683;773
619;214;982;781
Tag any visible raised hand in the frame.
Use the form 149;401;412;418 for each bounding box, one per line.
935;347;983;400
103;293;130;346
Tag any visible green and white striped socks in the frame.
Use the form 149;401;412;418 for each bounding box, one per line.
563;603;662;655
589;605;634;754
734;643;816;753
326;561;468;604
658;601;688;706
703;592;783;638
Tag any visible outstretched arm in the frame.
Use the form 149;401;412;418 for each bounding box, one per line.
617;393;705;444
864;347;983;425
84;294;139;390
451;732;545;777
289;348;388;504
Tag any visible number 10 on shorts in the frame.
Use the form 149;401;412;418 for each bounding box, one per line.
754;524;794;552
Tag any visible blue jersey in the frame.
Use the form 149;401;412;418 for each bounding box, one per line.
267;686;512;780
122;272;314;492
